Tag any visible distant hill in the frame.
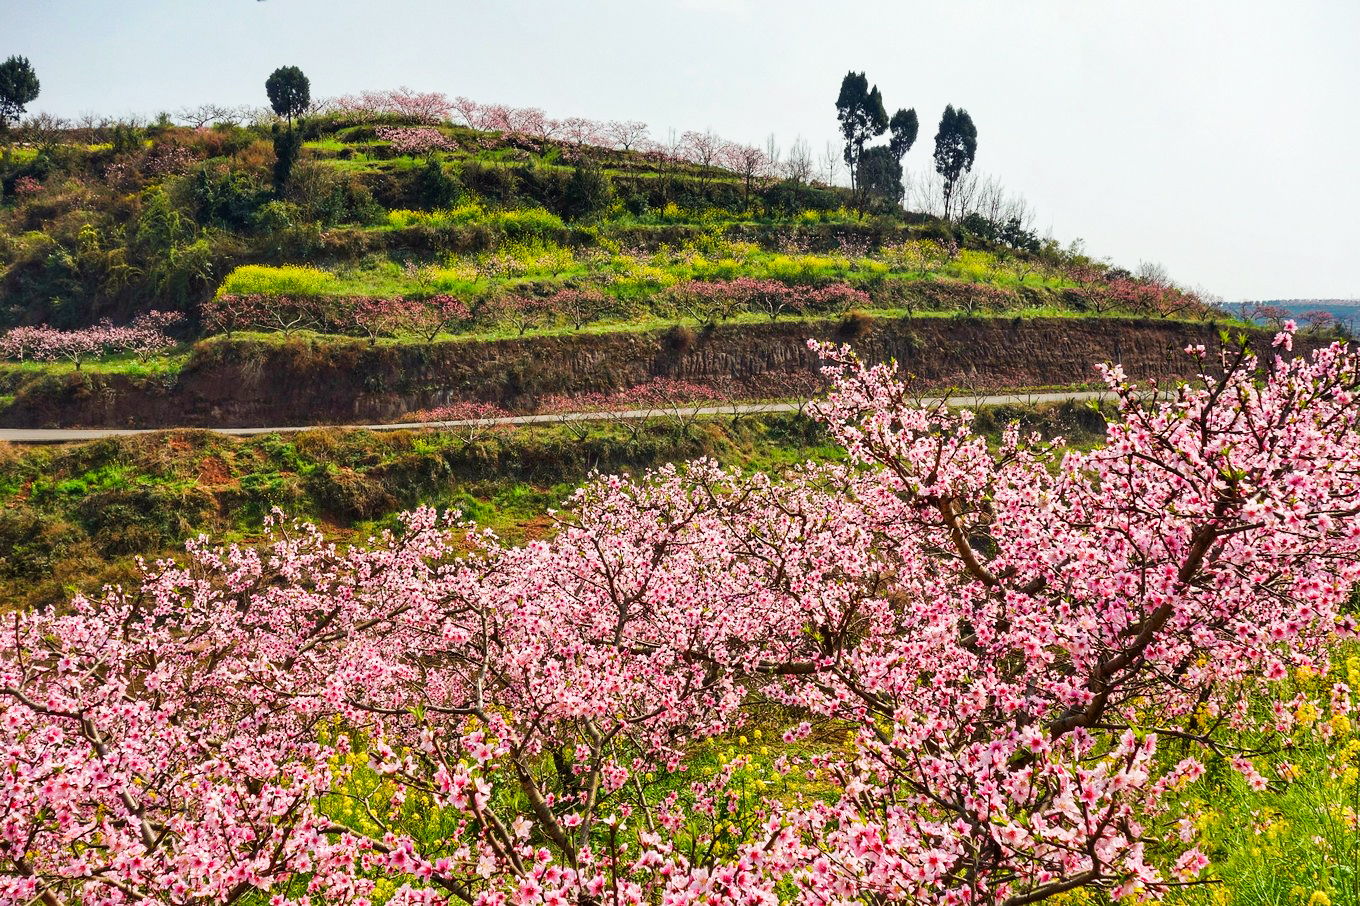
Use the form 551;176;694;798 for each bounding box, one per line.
1255;299;1360;326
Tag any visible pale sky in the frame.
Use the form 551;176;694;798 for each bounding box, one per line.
8;0;1359;302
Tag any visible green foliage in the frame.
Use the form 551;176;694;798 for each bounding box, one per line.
888;107;919;160
933;104;978;220
265;65;310;125
0;55;39;130
561;162;613;222
272;126;303;192
836;70;890;207
835;71;888;173
191;164;268;231
414;156;460;210
856;145;904;209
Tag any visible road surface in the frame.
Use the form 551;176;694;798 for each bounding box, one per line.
0;389;1114;444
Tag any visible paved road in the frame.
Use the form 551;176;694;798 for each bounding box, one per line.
0;390;1114;445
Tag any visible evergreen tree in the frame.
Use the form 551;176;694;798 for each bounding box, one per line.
835;72;888;201
933;105;977;221
0;56;40;166
888;108;919;161
266;66;310;192
265;66;310;127
856;145;904;209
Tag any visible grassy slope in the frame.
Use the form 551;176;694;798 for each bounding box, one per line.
0;400;1106;611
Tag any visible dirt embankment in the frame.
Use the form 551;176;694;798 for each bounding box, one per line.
0;316;1278;429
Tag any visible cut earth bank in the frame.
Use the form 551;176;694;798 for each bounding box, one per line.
0;316;1282;429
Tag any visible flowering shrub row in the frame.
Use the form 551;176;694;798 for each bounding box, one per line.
665;277;871;325
320;89;785;178
0;311;183;367
200;293;469;342
199;278;878;343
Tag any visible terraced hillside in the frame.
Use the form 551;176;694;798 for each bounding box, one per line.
0;94;1269;428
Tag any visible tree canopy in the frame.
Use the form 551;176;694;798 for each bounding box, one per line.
887;107;918;160
834;71;888;199
856;144;904;208
0;56;39;128
265;65;310;126
933;104;978;220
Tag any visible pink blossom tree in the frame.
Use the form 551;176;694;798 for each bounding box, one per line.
450;96;488;131
548;286;611;330
408;400;515;442
604;119;650;152
558;116;605;152
402;293;470;342
487;291;555;336
5;331;1360;905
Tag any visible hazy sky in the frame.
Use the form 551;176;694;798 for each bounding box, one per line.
8;0;1359;301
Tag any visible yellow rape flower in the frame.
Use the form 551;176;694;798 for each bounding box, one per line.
1296;702;1319;728
1331;713;1351;737
1308;892;1331;906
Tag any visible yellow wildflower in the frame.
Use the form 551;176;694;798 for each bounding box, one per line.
1331;713;1351;737
1296;702;1319;728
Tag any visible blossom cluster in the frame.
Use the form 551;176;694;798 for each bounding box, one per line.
322;87;455;124
324;88;783;174
374;125;457;157
408;401;515;442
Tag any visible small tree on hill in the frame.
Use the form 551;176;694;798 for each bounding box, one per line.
0;55;40;166
933;104;977;221
266;66;309;192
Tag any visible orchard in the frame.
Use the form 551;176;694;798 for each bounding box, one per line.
5;328;1360;905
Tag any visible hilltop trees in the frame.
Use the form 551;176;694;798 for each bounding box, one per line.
934;104;978;220
0;55;40;165
836;72;918;210
835;71;887;202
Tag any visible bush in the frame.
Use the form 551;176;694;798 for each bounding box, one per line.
560;162;613;222
414;157;460;210
458;159;517;205
190;164;268;231
837;309;874;339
